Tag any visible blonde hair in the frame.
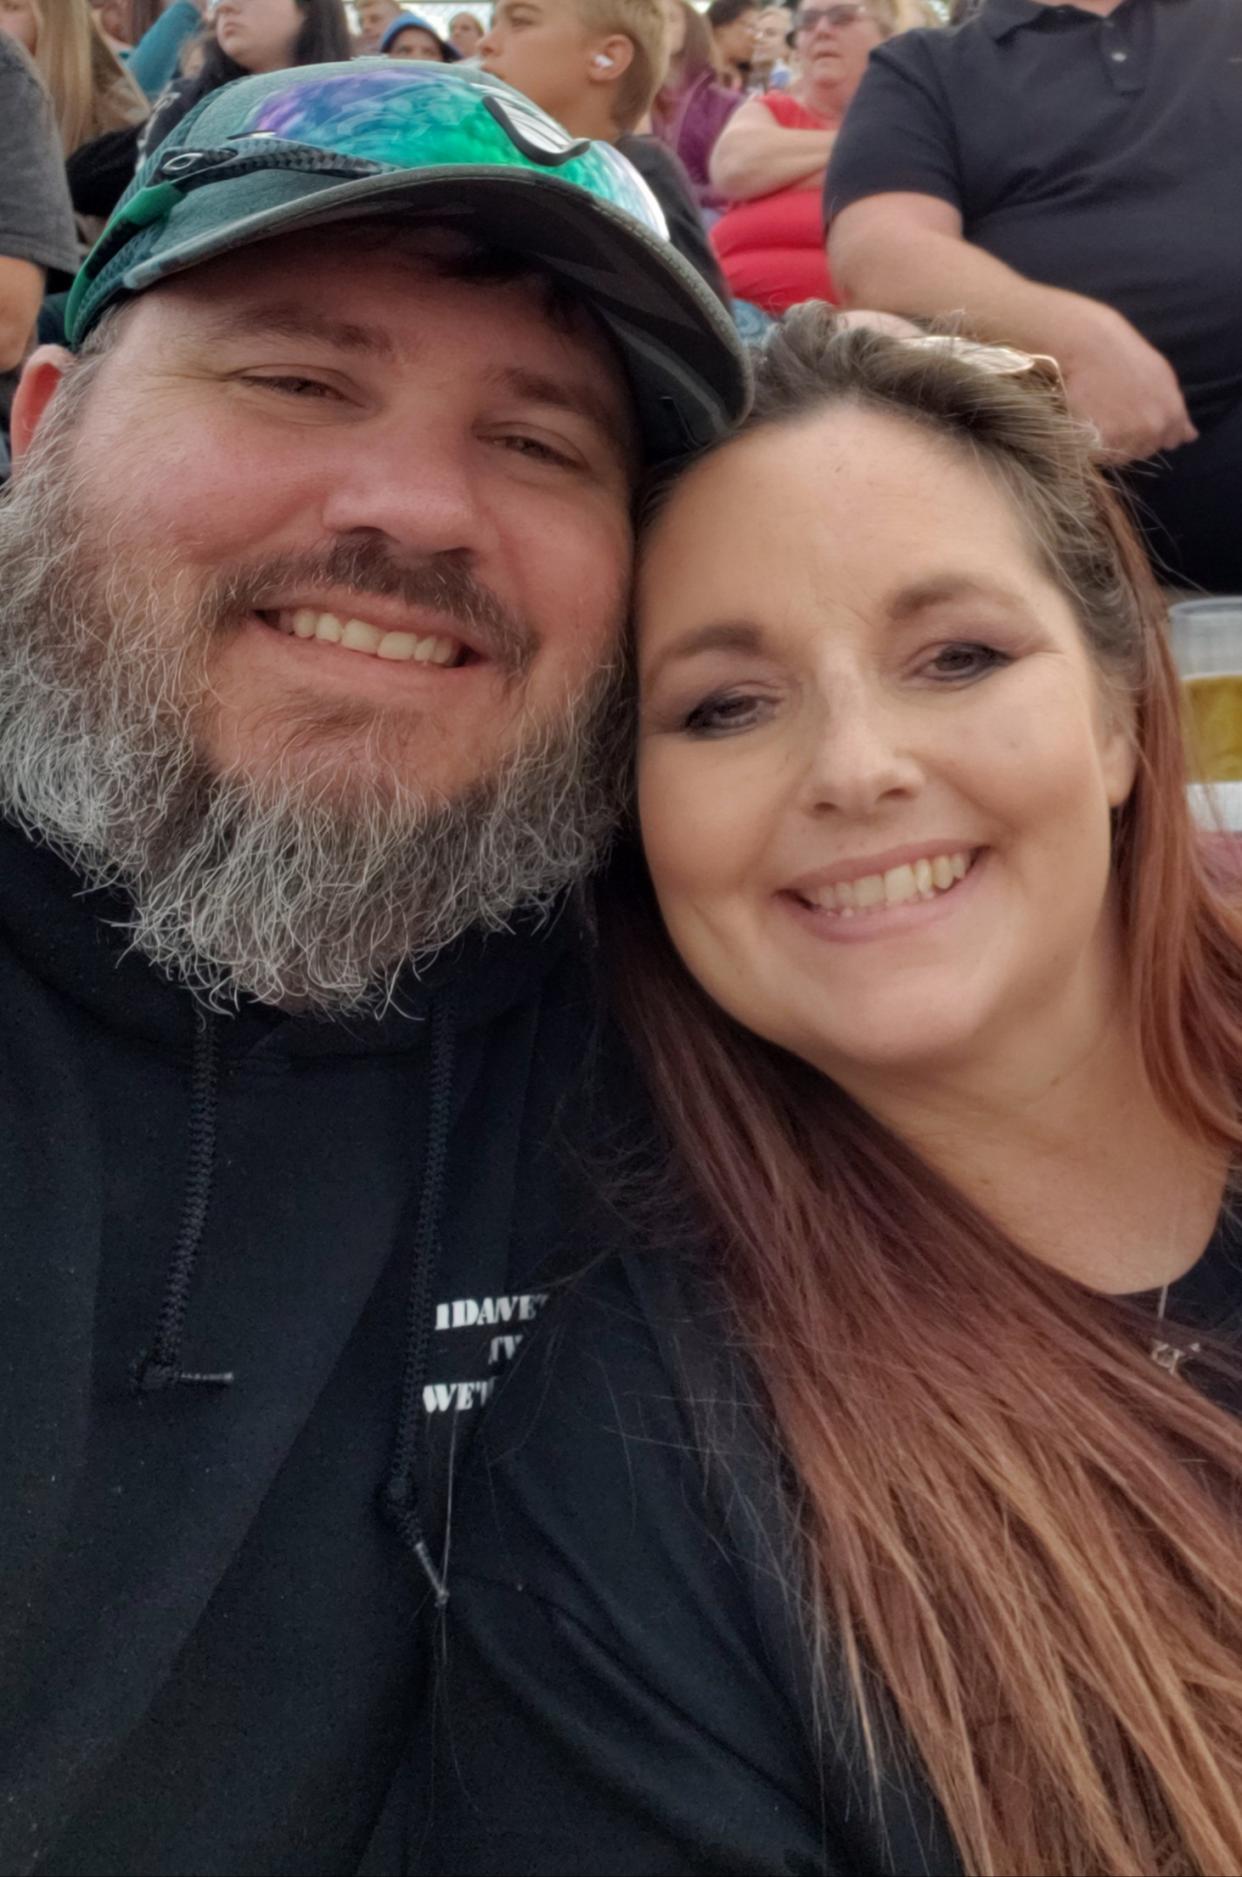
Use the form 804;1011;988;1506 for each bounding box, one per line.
578;0;669;131
29;0;148;155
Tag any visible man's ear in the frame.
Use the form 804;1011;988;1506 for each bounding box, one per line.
585;31;636;86
10;346;74;461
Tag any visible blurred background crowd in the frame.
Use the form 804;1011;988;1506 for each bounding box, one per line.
2;0;1239;595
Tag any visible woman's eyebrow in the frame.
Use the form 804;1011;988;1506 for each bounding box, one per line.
888;574;1031;622
643;621;764;683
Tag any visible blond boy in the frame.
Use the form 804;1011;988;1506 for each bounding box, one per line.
479;0;729;297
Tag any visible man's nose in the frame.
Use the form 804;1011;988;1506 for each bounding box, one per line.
318;425;495;561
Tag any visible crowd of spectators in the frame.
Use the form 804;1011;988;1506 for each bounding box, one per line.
709;0;892;311
1;0;1239;590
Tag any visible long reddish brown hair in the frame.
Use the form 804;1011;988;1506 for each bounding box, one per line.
607;308;1242;1876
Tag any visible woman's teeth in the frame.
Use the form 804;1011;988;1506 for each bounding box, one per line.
270;608;462;666
801;850;974;917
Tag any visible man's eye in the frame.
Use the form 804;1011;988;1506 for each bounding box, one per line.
924;642;1009;683
242;375;342;400
496;434;577;467
682;691;770;737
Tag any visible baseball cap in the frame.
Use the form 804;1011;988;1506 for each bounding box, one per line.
379;13;461;57
65;61;751;462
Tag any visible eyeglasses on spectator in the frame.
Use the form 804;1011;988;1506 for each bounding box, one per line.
792;4;874;34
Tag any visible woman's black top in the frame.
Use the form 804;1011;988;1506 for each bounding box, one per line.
411;1206;1242;1875
65;57;244;226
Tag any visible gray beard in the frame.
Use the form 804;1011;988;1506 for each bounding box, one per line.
0;416;627;1015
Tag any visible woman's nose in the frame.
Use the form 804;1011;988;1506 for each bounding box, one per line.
797;692;923;819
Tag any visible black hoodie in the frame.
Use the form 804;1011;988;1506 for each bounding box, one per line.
0;816;619;1877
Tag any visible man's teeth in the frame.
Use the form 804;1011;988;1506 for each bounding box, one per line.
803;850;973;916
280;608;461;666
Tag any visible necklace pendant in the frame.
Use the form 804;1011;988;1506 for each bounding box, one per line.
1150;1336;1201;1375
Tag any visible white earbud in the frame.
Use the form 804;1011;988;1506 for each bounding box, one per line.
592;51;614;67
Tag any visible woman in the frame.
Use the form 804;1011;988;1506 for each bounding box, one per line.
447;7;484;55
0;0;147;257
0;0;146;157
421;314;1242;1876
705;0;757;88
138;0;349;153
708;0;893;312
650;0;741;212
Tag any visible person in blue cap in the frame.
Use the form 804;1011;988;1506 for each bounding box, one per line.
380;11;461;59
0;60;747;1876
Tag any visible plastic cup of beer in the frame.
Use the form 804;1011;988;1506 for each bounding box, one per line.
1171;598;1242;839
1171;599;1242;779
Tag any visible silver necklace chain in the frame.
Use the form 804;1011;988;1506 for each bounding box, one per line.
1150;1280;1202;1375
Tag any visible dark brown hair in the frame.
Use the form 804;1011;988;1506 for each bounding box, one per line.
196;0;351;93
611;307;1242;1876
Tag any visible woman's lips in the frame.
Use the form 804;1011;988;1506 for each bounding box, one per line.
778;848;987;943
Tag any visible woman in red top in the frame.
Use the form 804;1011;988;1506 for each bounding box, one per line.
708;0;895;313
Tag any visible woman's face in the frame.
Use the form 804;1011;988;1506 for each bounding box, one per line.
449;9;482;51
387;22;445;55
636;406;1136;1091
213;0;304;72
0;0;38;52
793;2;884;95
94;0;133;44
713;6;757;65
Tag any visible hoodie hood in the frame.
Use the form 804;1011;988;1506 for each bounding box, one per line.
0;815;577;1059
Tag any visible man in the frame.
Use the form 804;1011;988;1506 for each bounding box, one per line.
0;60;747;1876
825;0;1242;591
354;0;406;52
0;36;78;473
479;0;733;301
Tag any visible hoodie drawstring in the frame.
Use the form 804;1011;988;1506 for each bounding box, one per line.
131;1008;234;1394
129;991;456;1602
382;992;456;1607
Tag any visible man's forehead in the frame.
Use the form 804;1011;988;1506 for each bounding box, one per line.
140;231;595;349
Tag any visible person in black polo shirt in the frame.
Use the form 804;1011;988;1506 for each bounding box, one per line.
823;0;1242;593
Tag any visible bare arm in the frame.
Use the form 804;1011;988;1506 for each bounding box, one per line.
709;97;835;203
0;254;45;373
829;192;1197;462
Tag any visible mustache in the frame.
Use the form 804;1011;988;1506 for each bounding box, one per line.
211;541;537;679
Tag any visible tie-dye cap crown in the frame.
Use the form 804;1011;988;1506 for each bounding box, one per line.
66;61;750;462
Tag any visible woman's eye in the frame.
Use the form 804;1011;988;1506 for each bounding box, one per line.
924;641;1009;683
682;691;770;736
